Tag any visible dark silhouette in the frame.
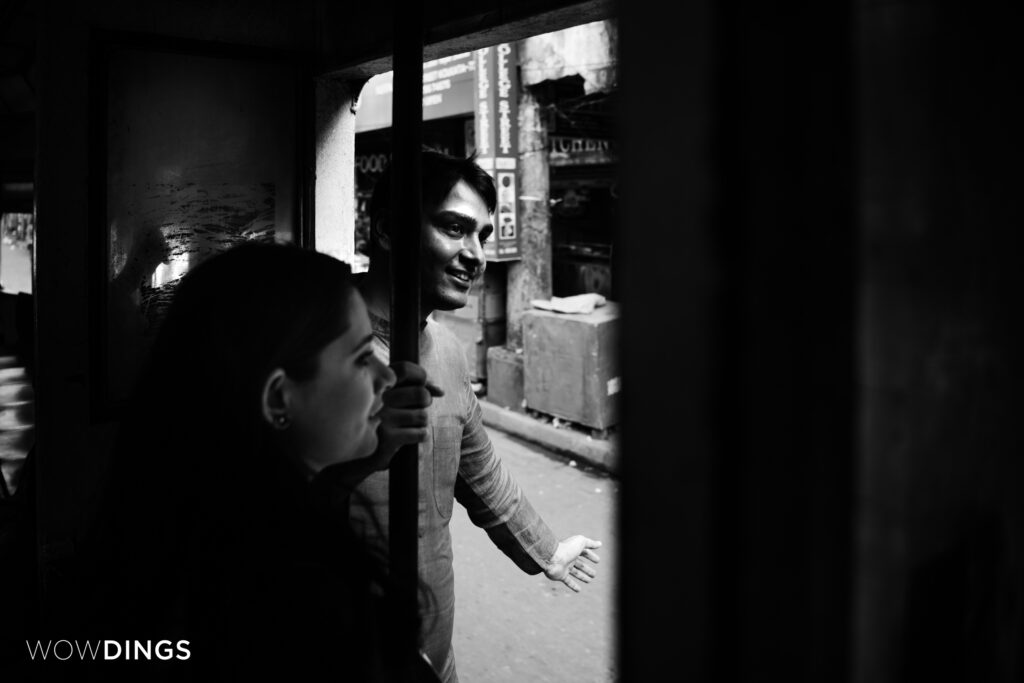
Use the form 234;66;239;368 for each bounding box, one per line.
80;243;438;681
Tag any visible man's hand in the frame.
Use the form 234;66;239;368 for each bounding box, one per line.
370;361;444;470
544;536;602;593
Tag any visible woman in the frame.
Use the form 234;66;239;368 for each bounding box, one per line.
86;243;437;681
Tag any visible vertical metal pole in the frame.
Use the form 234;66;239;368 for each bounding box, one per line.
389;1;423;678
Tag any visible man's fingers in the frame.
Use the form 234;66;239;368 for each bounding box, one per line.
383;386;433;409
574;562;597;579
569;567;593;584
378;407;429;428
389;362;443;394
562;577;581;593
581;549;601;564
384;383;445;407
390;361;427;385
381;426;430;445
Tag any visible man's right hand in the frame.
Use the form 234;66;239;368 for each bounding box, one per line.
369;361;444;470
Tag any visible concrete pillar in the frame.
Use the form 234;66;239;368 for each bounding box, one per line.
505;87;551;349
314;78;360;262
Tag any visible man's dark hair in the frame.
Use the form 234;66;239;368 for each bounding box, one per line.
368;147;497;255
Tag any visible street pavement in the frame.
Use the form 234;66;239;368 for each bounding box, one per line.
450;426;618;682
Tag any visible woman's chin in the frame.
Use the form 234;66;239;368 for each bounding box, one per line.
338;432;378;463
360;432;379;459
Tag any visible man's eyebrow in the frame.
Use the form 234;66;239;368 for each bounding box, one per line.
353;333;375;350
432;209;495;234
432;209;476;224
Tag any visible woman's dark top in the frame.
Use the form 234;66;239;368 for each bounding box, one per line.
81;455;437;682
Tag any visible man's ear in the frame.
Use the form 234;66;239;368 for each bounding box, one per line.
372;217;392;253
260;368;291;430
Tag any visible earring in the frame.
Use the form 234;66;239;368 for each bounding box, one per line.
274;414;291;430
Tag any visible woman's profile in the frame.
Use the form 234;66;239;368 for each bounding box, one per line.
84;242;438;681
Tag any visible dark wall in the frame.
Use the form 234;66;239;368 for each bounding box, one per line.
32;0;322;636
619;1;856;681
855;2;1024;681
616;0;720;679
619;0;1024;681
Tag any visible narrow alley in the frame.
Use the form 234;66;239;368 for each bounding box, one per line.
452;427;617;682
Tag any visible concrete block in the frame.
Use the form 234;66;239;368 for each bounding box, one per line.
486;346;524;411
523;303;619;430
480;399;618;475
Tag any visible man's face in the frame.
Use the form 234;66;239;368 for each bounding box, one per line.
420;179;494;313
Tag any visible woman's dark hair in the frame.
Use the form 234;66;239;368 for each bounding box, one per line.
114;242;356;500
139;242;353;443
90;244;359;641
368;147;498;256
81;243;440;680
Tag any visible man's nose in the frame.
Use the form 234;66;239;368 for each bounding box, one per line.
460;235;486;267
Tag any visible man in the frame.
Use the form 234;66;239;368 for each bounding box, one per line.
351;149;602;682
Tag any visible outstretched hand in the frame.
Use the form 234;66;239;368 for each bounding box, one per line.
544;536;602;593
369;361;444;470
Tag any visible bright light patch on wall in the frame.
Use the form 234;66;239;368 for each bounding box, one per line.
0;213;33;294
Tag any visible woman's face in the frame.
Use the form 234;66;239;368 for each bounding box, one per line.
285;290;395;473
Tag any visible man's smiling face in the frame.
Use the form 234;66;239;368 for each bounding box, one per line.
420;179;494;313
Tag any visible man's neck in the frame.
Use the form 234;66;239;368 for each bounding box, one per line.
359;267;392;321
360;265;432;325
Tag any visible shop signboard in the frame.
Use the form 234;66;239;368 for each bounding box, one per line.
355;52;476;133
548;135;619;166
474;43;521;262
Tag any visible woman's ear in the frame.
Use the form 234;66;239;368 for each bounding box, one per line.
261;368;292;430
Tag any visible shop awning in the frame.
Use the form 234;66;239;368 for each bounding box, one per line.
355;51;476;132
